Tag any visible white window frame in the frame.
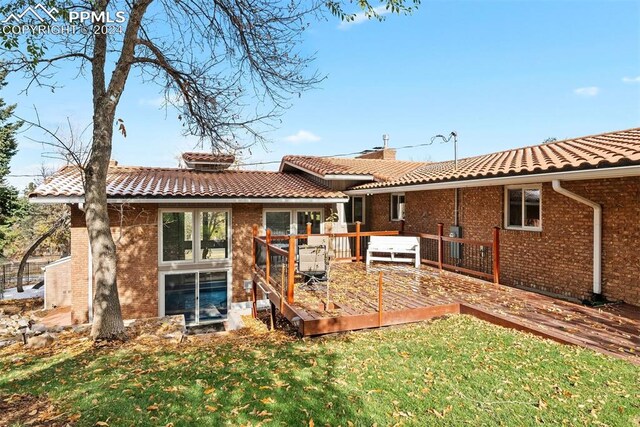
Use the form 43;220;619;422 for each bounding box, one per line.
263;208;324;235
390;193;405;221
345;196;366;225
158;208;232;266
158;268;231;325
504;184;542;231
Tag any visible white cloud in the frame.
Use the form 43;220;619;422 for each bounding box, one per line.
283;130;321;144
622;76;640;84
337;5;389;30
574;86;600;97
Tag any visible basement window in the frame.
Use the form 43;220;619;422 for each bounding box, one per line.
505;186;541;230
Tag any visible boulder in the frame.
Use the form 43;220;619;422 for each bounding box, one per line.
25;333;55;349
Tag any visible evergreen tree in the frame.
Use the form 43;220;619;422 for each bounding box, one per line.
0;68;22;255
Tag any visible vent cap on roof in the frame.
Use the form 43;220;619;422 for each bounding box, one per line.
182;152;235;171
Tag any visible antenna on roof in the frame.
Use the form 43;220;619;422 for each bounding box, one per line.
431;131;458;170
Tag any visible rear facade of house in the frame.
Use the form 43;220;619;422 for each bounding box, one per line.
31;128;640;324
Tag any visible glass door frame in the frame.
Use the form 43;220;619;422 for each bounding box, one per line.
158;268;231;325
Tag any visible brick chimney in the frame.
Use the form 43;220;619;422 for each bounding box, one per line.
356;134;396;160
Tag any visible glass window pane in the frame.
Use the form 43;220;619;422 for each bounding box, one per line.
200;211;228;260
297;211;321;234
164;273;196;323
508;189;523;227
345;198;353;223
524;189;541;227
265;211;291;235
162;212;193;261
391;195;399;220
353;197;364;223
199;271;228;321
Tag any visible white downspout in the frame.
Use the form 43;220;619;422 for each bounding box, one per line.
551;180;602;296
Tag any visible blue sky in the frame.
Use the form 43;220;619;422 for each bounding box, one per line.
5;0;640;191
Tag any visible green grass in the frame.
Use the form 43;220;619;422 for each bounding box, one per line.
1;315;639;426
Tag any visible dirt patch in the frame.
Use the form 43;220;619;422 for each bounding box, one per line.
0;393;71;426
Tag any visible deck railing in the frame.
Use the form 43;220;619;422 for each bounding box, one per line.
404;223;500;283
252;222;500;309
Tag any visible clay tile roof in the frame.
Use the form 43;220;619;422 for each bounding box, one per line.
281;156;427;181
352;127;640;190
182;152;235;164
30;165;346;200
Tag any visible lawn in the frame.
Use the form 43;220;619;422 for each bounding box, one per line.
1;315;639;426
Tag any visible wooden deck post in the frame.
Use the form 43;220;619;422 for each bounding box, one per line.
378;271;383;326
280;268;285;312
306;222;312;236
355;221;361;262
492;226;500;284
252;224;258;269
437;223;444;271
287;235;296;304
265;229;271;285
251;280;257;318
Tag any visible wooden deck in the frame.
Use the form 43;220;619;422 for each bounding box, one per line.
255;262;640;365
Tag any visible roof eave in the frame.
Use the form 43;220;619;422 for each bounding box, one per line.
345;164;640;195
29;196;349;204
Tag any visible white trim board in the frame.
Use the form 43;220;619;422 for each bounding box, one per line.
345;165;640;195
30;196;349;204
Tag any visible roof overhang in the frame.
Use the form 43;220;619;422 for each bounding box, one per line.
345;165;640;195
29;196;349;205
280;161;374;181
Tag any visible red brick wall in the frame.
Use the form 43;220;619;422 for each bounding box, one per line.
70;204;158;323
369;194;404;232
68;202;333;321
372;177;640;306
231;204;262;302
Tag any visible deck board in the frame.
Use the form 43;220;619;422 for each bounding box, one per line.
255;262;640;364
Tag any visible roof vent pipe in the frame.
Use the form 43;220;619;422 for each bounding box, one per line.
383;134;389;149
551;180;602;296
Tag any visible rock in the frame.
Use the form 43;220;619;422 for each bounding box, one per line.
72;324;91;334
162;331;184;344
25;333;55;349
30;323;48;333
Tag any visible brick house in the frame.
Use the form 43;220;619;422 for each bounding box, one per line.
30;127;640;324
30;152;424;324
343;128;640;306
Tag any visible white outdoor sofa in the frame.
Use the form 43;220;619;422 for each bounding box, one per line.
366;235;420;268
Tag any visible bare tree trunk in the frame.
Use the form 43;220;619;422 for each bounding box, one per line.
87;0;151;340
16;214;69;292
86;111;125;340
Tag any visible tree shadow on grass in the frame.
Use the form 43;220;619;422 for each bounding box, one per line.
0;331;371;426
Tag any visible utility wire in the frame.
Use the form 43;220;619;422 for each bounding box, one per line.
7;138;447;177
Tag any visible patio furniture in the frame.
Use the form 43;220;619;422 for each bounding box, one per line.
297;243;328;289
366;236;420;268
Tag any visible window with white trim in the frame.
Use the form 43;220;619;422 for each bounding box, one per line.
263;209;323;235
505;186;541;230
390;193;405;221
160;209;230;263
345;196;365;224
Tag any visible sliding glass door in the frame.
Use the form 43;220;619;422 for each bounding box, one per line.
162;270;228;324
